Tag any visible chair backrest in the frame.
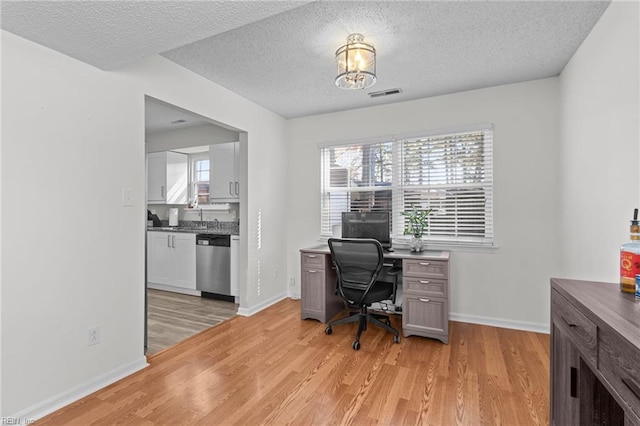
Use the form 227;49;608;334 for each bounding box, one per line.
328;238;384;302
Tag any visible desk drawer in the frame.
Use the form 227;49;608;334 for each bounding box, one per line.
301;252;326;269
551;289;597;367
404;276;447;297
599;327;640;419
403;259;448;278
403;294;448;343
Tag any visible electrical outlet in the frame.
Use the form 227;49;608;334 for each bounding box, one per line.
289;278;295;287
88;326;101;346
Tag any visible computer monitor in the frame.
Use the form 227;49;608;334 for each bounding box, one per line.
341;211;391;250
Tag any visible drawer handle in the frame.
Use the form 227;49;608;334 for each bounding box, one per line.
622;377;640;400
419;280;431;284
306;254;317;258
419;298;431;303
419;262;431;266
561;315;577;328
308;270;318;273
570;367;577;398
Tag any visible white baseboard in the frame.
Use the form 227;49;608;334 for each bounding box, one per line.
147;282;201;297
12;357;148;422
450;312;550;334
237;292;288;317
288;290;300;299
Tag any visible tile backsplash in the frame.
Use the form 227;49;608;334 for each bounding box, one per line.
148;204;239;223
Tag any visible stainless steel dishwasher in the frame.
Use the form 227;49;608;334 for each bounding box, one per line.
196;234;231;300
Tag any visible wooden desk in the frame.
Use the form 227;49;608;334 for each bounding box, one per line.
551;278;640;425
300;245;450;344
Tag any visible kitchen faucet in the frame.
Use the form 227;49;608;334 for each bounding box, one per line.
213;218;219;229
199;209;204;228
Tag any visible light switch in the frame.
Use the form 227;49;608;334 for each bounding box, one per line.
122;187;134;207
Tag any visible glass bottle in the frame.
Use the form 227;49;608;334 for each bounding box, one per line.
620;217;640;294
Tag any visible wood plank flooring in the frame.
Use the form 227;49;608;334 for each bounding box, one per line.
39;298;550;425
146;289;237;355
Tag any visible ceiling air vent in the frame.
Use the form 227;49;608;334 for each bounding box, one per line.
368;88;402;99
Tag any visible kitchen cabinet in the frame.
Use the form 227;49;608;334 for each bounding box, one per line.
209;142;240;201
147;232;196;291
147;151;188;204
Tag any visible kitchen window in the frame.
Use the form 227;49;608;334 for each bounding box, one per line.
320;125;494;247
190;154;210;205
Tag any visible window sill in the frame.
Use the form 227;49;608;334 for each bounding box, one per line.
318;236;498;253
393;241;498;254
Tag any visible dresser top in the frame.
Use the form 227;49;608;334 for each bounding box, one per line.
551;278;640;349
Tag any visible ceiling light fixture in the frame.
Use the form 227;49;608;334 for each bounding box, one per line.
335;33;376;90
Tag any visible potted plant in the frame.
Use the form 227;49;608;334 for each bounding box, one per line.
401;205;432;252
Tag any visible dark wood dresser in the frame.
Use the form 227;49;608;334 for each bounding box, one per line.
551;278;640;425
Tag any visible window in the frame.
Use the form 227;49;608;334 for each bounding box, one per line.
190;154;210;205
320;126;493;247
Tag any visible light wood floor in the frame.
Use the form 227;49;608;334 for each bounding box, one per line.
39;298;550;425
146;289;237;355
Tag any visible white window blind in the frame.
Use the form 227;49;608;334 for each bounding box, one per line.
320;126;493;247
321;141;395;236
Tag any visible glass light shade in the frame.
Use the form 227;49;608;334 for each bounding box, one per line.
335;33;377;90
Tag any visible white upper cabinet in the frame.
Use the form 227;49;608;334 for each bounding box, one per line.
209;142;240;201
147;151;188;204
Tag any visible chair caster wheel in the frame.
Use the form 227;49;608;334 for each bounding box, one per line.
325;326;332;335
394;335;400;344
352;341;361;350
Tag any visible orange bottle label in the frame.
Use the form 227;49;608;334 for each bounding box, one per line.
620;251;640;293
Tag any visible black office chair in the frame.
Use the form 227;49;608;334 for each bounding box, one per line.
325;238;401;350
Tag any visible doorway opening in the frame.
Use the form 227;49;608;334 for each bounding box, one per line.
144;96;246;355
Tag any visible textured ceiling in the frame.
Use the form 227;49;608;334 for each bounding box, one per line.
2;1;610;119
0;0;311;70
145;97;214;135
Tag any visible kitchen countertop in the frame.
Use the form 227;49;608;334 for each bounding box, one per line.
147;226;239;236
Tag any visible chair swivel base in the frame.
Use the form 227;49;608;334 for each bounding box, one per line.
325;306;400;350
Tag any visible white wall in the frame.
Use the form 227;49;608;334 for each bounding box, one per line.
286;78;561;331
559;0;640;282
1;31;147;418
1;31;289;418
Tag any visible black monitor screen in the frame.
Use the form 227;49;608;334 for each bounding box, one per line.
341;212;391;248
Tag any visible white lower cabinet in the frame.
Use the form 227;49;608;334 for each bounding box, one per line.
147;232;196;291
